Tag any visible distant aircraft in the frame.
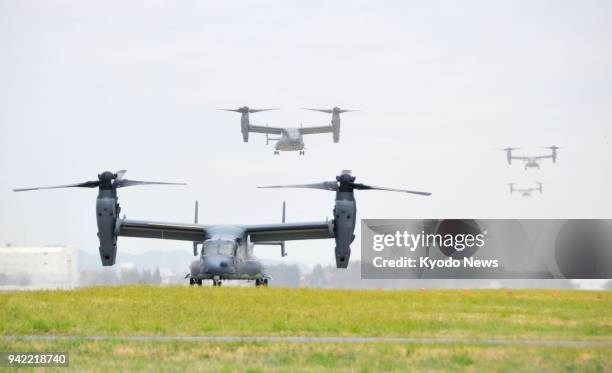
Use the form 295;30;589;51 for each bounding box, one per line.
507;182;543;197
219;106;356;155
500;146;561;170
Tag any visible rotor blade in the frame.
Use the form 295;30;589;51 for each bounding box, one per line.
258;181;338;191
249;108;278;113
217;109;242;112
338;109;358;113
350;183;431;196
13;180;100;192
302;108;333;114
114;179;187;188
115;170;127;180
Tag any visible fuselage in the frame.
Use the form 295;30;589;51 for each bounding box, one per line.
274;128;305;151
189;225;266;280
524;158;540;169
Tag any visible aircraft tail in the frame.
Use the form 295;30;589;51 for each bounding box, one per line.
193;200;199;256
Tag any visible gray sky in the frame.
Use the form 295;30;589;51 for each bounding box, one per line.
1;0;611;267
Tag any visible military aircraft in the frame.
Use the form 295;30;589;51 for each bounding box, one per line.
507;182;543;197
500;146;561;170
13;170;431;287
218;106;355;155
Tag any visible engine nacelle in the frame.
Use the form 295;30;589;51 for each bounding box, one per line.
96;190;119;266
241;114;250;142
332;116;340;143
333;195;356;268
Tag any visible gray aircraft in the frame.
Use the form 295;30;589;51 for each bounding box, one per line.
14;170;430;287
219;106;355;155
501;146;561;170
507;182;543;197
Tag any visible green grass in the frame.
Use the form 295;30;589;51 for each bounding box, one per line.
1;287;610;340
1;287;610;371
0;340;610;372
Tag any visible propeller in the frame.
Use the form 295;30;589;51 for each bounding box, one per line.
499;147;519;152
13;170;186;192
543;145;562;150
218;106;278;114
258;170;431;196
302;107;357;114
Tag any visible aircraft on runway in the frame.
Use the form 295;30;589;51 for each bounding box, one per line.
13;170;430;287
500;146;561;170
218;106;356;155
507;182;543;197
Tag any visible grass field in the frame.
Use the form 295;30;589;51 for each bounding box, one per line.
1;287;611;371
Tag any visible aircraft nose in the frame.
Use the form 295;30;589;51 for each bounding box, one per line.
202;255;235;274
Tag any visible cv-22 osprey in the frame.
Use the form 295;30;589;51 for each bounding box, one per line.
219;106;355;155
507;182;543;197
500;146;561;170
14;170;430;286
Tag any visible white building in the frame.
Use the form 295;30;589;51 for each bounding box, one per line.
0;246;78;290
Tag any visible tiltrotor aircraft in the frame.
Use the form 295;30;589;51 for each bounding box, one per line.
218;106;355;155
507;182;543;197
14;170;430;287
500;146;561;170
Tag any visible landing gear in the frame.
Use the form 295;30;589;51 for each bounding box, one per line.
189;278;203;286
213;279;222;287
299;150;305;155
189;278;195;286
255;278;269;287
274;151;279;155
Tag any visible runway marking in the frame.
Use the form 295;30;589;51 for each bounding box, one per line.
4;336;612;348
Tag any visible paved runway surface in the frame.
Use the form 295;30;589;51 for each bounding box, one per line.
4;335;612;348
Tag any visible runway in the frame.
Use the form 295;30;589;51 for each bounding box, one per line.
4;335;612;348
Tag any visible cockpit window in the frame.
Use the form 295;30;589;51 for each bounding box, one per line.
202;239;236;256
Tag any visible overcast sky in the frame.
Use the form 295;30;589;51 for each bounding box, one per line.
1;0;611;267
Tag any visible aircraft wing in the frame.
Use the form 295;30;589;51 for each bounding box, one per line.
511;156;529;160
249;125;283;135
245;221;334;243
298;125;333;135
533;155;552;160
117;219;206;241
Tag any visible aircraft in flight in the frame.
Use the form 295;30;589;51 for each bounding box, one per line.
218;106;355;155
500;146;561;170
507;182;543;197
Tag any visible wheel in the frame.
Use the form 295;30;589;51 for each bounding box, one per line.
189;278;195;286
263;278;269;286
255;278;261;287
217;281;222;287
197;279;202;286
